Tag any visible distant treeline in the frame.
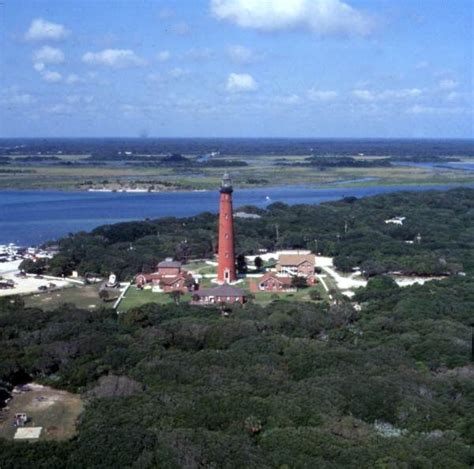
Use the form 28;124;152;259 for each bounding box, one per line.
278;156;392;168
88;152;249;167
1;137;473;157
278;155;463;169
393;155;461;163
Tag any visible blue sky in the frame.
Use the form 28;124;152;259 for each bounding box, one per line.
0;0;472;138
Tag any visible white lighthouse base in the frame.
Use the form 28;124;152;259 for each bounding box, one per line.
211;278;244;286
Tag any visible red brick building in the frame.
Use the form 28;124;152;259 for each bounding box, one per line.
135;258;195;293
192;284;246;305
254;272;295;292
276;252;316;285
156;259;182;277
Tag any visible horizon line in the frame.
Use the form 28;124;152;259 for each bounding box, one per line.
1;136;473;141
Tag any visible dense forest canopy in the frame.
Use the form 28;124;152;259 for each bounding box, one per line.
29;188;474;281
0;274;473;466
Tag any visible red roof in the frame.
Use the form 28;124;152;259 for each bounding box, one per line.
259;272;292;285
154;271;190;286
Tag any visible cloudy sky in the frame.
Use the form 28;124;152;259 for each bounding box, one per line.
0;0;472;138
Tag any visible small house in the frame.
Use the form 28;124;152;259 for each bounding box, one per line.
192;284;246;305
136;258;195;293
257;272;295;292
276;252;315;278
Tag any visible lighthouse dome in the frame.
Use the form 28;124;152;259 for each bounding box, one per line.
220;172;233;193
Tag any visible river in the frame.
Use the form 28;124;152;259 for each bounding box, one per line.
0;184;472;246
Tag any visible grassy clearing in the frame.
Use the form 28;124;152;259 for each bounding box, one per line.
118;287;192;312
0;385;83;441
24;284;110;311
117;276;329;310
184;261;217;275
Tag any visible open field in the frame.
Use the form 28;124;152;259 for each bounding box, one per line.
118;287;192;311
1;154;472;191
0;384;83;441
24;284;111;311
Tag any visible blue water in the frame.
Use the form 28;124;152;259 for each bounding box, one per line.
0;184;472;246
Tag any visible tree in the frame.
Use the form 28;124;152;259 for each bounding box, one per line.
354;275;400;302
236;254;247;274
291;276;308;289
309;290;322;301
19;258;48;275
254;256;263;272
170;290;183;305
184;276;196;291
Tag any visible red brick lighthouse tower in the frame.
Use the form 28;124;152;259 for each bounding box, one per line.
217;172;237;283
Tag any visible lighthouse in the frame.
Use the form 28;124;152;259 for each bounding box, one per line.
217;172;237;284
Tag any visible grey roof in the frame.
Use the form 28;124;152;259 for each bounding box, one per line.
158;260;182;268
234;212;261;219
197;284;246;297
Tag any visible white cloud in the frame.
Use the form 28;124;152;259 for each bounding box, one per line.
407;104;466;115
273;94;302;105
352;89;375;101
446;91;461;101
147;72;163;83
45;103;72;114
1;87;36;106
157;50;171;62
82;49;146;68
25;18;69;41
10;93;34;105
169;68;190;78
65;95;81;104
415;60;429;69
307;88;338;101
352;88;422;101
65;73;84;85
158;8;175;19
385;88;422;99
66;95;94;104
438;79;458;90
33;62;45;72
33;46;64;65
211;0;373;36
227;45;257;64
185;48;213;60
170;22;190;35
226;72;258;92
41;70;63;83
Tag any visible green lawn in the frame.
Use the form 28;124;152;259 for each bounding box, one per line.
117;277;327;310
184;261;217;275
23;275;331;312
240;278;327;305
117;287;192;312
24;284;112;311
